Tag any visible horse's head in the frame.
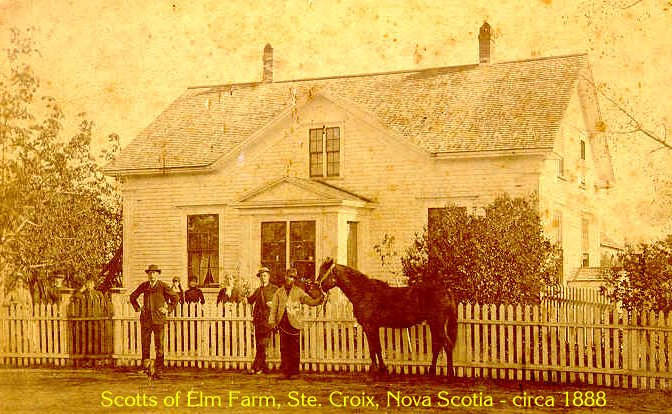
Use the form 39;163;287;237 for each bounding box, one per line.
296;277;323;300
318;257;337;291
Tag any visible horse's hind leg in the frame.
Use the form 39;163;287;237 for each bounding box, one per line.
443;313;458;378
428;323;442;376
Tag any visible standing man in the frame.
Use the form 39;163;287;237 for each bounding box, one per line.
247;267;277;374
269;268;324;379
130;264;180;379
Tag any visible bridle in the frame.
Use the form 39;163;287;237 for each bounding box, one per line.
317;262;336;286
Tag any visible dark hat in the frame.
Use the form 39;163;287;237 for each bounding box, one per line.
286;268;297;277
256;267;270;277
145;264;161;274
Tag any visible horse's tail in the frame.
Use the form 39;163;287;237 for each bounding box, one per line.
443;299;458;351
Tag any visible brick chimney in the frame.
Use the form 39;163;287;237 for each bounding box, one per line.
262;44;273;83
478;22;494;64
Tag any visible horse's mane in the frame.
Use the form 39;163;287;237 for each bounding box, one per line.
336;264;396;289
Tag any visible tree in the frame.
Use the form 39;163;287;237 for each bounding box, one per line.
601;235;672;313
0;28;122;302
577;1;672;236
401;194;561;304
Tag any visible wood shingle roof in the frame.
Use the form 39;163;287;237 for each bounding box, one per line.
106;54;589;173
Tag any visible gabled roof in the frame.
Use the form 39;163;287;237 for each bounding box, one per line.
235;177;373;209
106;54;590;174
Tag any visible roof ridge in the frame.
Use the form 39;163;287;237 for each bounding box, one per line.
187;52;588;90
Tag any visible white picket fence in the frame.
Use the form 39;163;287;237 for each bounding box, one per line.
1;293;671;390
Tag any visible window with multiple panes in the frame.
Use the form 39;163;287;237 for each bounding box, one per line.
309;126;340;177
553;211;564;279
261;220;316;284
187;214;219;286
579;139;587;188
552;211;563;244
581;217;590;267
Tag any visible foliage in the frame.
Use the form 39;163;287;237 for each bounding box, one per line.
401;194;561;304
601;235;672;313
373;234;406;285
0;28;122;302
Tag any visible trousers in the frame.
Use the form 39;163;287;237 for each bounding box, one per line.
252;326;271;372
141;324;165;369
279;314;300;376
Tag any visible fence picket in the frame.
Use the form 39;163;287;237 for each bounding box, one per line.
2;290;671;390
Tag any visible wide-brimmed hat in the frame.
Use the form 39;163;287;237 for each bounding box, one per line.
256;267;270;277
145;264;162;274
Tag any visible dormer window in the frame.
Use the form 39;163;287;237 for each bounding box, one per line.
309;126;340;177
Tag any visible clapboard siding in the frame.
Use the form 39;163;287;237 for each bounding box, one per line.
539;89;602;282
123;92;592;286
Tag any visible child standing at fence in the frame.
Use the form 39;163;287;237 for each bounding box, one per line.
130;264;180;379
247;267;277;374
269;268;324;379
184;277;205;304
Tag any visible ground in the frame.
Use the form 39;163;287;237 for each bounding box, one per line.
0;368;669;413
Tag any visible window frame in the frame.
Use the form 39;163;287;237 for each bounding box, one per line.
309;125;341;178
186;213;220;287
261;219;317;283
581;216;590;268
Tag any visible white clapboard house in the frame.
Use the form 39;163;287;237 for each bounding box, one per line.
105;23;614;290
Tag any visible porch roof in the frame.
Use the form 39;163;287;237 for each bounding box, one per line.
234;176;373;209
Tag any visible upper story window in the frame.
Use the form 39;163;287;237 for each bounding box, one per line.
580;139;586;161
309;126;340;178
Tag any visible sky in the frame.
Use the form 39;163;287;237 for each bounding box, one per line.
1;0;671;241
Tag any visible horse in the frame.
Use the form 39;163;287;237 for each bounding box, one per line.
317;257;457;377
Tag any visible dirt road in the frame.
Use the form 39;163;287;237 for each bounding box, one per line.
0;368;668;413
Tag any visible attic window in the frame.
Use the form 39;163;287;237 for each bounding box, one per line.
309;126;340;178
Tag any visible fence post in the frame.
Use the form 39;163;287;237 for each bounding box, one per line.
110;289;127;367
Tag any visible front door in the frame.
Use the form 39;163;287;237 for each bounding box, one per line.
261;220;316;284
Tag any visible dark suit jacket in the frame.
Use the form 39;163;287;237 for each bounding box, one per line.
248;283;278;333
130;281;180;326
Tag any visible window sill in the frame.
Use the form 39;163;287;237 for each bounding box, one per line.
311;176;344;182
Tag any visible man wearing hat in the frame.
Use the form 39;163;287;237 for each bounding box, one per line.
246;267;277;374
130;264;180;379
269;268;324;379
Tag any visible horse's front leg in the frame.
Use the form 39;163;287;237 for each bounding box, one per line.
364;327;385;376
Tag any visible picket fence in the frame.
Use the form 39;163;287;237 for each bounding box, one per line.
1;291;671;390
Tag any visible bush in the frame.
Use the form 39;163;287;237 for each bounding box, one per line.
401;194;561;304
601;235;672;312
